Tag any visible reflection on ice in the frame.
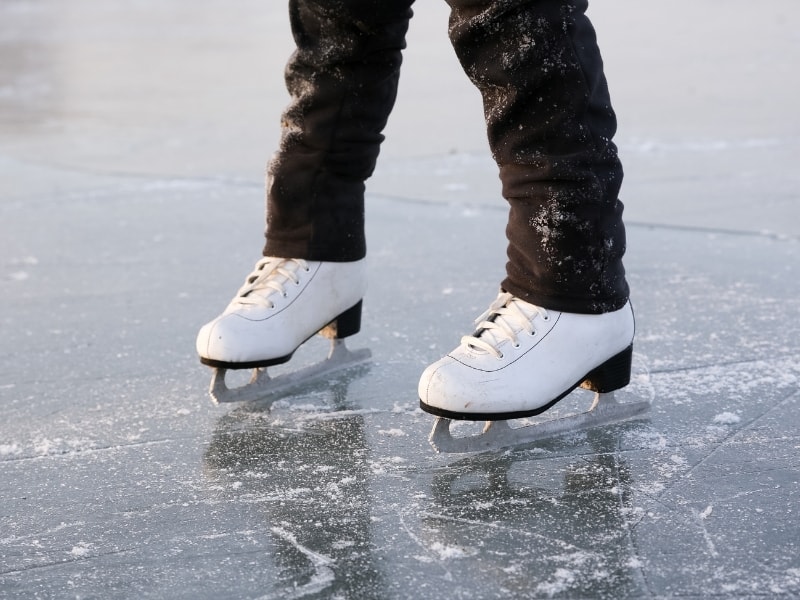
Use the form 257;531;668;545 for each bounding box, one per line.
204;372;384;598
420;427;645;597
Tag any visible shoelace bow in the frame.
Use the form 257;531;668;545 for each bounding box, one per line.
232;257;310;309
462;292;549;359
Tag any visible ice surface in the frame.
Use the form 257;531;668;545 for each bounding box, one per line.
2;1;800;598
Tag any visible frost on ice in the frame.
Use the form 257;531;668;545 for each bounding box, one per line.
712;412;741;425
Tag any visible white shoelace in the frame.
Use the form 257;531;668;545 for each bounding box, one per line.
462;292;550;359
231;257;310;309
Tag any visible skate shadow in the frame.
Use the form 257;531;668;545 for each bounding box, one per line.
203;372;384;598
421;425;644;597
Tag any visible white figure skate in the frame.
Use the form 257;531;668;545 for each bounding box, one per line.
419;292;650;453
196;257;370;404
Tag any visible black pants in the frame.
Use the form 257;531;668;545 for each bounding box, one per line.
264;0;628;314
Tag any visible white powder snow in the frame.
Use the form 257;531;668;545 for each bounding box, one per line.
0;444;20;456
626;557;644;569
429;541;474;560
69;543;91;558
713;412;741;425
32;437;95;456
535;568;577;597
378;428;406;437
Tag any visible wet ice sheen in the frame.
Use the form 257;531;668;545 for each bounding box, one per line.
2;0;800;598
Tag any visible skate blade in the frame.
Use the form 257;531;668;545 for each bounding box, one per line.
208;339;371;405
428;392;651;454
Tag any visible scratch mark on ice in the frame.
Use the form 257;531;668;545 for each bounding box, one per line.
693;505;718;558
266;526;335;599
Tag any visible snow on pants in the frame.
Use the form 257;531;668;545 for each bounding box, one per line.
263;0;629;314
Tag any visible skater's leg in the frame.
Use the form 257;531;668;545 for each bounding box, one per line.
198;1;413;372
265;0;415;262
447;0;627;313
420;0;634;420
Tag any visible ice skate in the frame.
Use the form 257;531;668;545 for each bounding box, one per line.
197;257;370;404
419;292;650;453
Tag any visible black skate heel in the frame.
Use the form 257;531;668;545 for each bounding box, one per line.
581;344;633;393
320;300;363;339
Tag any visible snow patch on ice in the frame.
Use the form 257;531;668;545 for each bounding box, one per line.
658;359;799;407
0;443;21;457
533;550;609;597
713;411;741;425
33;437;96;456
378;428;406;437
368;456;407;475
535;568;576;596
626;557;644;569
670;454;688;466
625;429;668;450
636;481;665;496
413;554;433;563
69;543;92;558
429;541;475;560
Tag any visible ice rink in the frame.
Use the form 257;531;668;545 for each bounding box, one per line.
2;1;799;597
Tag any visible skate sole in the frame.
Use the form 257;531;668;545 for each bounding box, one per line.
419;345;633;421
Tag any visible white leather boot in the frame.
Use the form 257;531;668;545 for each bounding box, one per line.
419;292;634;420
197;257;367;369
